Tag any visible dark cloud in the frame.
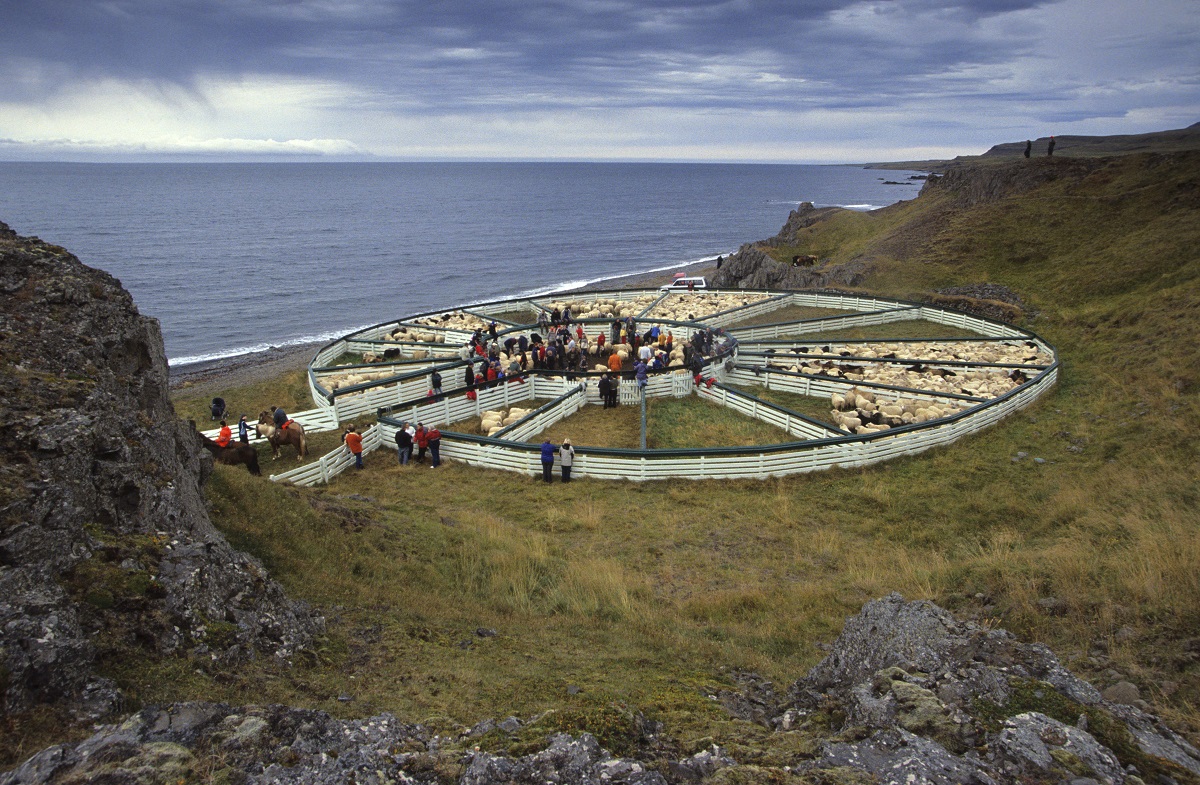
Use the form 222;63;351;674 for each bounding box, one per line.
0;0;1049;107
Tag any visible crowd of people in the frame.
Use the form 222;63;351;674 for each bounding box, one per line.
216;308;737;481
392;421;442;468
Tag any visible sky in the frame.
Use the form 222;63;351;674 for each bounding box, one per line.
1;0;1197;163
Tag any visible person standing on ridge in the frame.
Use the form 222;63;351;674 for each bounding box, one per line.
1047;136;1056;157
1024;140;1032;158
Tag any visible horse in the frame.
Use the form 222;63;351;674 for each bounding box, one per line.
199;433;262;476
257;411;309;460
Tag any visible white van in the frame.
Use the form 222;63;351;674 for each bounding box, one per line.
660;276;707;291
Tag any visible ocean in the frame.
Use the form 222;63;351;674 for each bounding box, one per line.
0;162;924;365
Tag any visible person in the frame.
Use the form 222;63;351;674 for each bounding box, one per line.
638;342;653;363
716;255;723;270
216;419;232;447
344;425;364;469
431;369;443;397
596;331;606;354
1047;136;1055;157
414;423;429;463
464;363;475;390
540;438;555;483
598;373;611;409
237;415;250;444
608;374;620;408
427;426;441;468
1024;140;1032;158
559;439;575;482
607;350;622;374
635;360;648;391
272;406;287;430
395;421;413;465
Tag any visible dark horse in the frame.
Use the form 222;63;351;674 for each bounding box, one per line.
199;432;262;475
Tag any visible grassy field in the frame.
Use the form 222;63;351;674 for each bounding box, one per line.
135;151;1200;764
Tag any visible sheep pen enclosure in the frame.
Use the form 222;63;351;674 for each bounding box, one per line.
272;288;1057;483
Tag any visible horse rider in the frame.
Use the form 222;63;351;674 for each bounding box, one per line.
272;406;288;430
216;420;232;447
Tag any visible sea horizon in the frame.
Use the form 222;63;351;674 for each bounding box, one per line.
0;161;927;363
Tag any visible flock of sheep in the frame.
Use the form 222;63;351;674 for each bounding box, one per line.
645;291;770;321
478;406;534;437
828;387;969;434
762;340;1049;400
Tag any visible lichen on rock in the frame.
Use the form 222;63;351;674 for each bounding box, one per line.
0;221;322;722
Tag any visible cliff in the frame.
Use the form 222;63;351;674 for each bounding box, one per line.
0;223;322;724
713;154;1119;299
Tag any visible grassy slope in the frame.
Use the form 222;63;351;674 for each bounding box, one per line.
103;151;1200;767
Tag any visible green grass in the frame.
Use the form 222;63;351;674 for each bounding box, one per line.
173;368;314;425
726;305;854;328
90;150;1200;772
777;320;989;341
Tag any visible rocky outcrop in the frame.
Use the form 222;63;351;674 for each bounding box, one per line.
0;703;673;785
918;157;1107;208
712;203;871;290
778;594;1200;785
10;595;1198;785
0;222;322;722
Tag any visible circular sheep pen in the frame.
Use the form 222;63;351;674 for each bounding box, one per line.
295;288;1057;482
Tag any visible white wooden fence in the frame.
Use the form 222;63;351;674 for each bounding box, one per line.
267;424;386;486
240;288;1060;485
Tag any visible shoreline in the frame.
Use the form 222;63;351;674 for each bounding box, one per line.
168;259;717;394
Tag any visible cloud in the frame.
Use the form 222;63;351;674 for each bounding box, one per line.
0;0;1196;161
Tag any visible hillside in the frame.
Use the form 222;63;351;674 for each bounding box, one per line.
865;123;1200;171
3;150;1200;783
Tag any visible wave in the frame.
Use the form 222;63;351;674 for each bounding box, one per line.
765;199;886;212
168;253;733;365
503;253;730;300
167;325;371;367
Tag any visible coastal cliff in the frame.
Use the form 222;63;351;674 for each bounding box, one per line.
712;156;1111;297
0;223;322;726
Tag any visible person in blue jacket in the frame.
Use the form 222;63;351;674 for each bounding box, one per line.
540;438;556;483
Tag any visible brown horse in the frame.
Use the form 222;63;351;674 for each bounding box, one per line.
257;411;309;460
199;433;262;475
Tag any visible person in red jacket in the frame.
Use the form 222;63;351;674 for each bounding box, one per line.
215;420;232;447
414;423;429;464
344;424;364;469
427;426;442;468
